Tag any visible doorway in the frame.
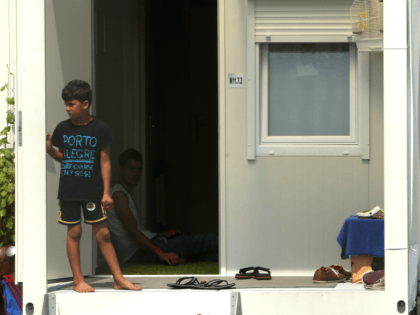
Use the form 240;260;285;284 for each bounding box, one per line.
94;0;219;270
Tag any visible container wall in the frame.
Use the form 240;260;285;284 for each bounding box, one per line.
223;0;384;276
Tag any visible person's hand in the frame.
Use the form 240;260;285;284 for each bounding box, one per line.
101;194;114;210
164;230;181;238
46;133;52;153
160;252;179;266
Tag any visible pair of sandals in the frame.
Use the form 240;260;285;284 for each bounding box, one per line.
167;277;235;290
235;266;271;280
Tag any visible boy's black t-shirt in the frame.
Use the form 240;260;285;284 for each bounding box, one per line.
51;117;115;201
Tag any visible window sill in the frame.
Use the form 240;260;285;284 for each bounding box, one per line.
256;145;367;158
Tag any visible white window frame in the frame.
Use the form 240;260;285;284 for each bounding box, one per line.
248;41;370;159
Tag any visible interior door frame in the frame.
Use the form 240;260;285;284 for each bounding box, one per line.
218;0;227;276
91;0;98;274
137;0;226;275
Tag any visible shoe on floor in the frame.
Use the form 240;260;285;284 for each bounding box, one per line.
235;267;256;279
254;266;271;280
362;269;384;285
313;267;346;283
330;265;352;281
364;276;385;290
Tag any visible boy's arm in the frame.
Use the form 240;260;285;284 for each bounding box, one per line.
100;146;114;210
112;190;180;266
46;133;63;162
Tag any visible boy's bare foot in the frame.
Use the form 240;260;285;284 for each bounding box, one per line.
114;278;142;290
74;281;95;293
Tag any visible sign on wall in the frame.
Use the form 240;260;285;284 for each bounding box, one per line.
228;73;244;88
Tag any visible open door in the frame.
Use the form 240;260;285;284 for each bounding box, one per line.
44;0;94;280
17;0;95;290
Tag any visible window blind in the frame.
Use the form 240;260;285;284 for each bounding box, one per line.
254;0;355;42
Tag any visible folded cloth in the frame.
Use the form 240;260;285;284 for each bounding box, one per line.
337;216;384;259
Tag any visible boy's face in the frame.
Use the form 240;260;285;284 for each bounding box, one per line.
65;99;89;119
119;159;142;188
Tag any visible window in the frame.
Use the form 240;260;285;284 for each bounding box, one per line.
251;42;369;157
266;43;351;138
245;0;374;160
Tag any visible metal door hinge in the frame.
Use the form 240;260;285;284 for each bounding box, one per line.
231;292;242;315
48;293;56;315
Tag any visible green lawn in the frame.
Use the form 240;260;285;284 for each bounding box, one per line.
96;262;219;275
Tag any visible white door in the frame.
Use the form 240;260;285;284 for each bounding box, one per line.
16;0;94;288
45;0;94;280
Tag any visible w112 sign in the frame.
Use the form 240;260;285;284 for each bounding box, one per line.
228;73;244;88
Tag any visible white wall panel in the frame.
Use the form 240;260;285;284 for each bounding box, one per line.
383;49;408;250
383;0;407;49
225;156;371;275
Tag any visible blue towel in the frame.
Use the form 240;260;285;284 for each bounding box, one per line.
337;216;384;259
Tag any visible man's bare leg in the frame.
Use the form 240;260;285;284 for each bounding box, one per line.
67;224;95;292
92;221;141;290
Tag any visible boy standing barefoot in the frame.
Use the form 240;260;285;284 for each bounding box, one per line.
46;80;141;292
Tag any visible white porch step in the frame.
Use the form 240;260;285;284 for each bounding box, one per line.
47;288;386;315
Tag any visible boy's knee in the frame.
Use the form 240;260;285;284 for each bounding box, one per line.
95;227;111;243
67;227;82;242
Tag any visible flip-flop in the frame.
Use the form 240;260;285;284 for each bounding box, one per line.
235;267;256;279
167;277;206;289
254;266;271;280
195;279;235;290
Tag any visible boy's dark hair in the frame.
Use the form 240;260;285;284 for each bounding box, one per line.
62;80;92;107
119;149;143;167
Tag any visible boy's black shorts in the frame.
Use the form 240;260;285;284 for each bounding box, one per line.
59;200;107;225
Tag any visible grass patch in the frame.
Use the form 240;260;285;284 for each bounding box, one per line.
96;262;219;275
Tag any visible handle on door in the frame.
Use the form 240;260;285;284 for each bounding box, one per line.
19;111;22;146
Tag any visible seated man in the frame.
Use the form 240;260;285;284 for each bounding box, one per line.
107;148;218;266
